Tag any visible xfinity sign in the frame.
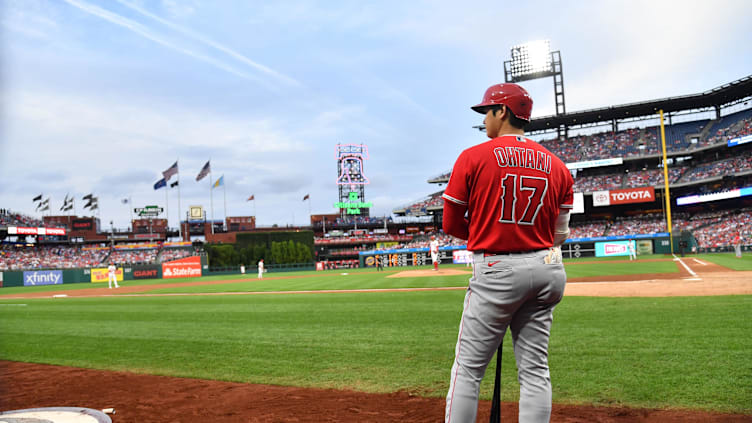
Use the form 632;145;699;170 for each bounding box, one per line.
23;270;63;286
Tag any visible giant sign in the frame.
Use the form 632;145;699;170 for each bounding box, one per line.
162;256;202;279
72;219;94;230
23;270;63;286
592;187;655;207
131;265;161;280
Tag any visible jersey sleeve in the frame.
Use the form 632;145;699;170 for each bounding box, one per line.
442;150;472;206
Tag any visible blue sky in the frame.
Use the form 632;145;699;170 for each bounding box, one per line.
1;0;751;229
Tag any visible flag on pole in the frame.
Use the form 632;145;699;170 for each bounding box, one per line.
213;175;224;189
60;194;72;211
84;197;97;209
154;178;167;190
196;161;211;181
170;180;179;188
162;161;178;182
36;198;49;211
247;195;254;201
302;194;310;201
82;193;93;201
32;194;43;202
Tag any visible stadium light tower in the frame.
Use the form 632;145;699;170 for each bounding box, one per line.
504;40;566;120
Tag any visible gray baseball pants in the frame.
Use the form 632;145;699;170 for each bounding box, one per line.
445;250;566;423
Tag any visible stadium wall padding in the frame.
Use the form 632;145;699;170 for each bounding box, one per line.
1;271;23;287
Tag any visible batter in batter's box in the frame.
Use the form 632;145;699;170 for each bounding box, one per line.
442;83;574;423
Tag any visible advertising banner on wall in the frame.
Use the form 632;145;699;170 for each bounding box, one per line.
130;265;161;280
595;241;631;257
592;187;655;207
637;240;653;255
23;270;63;286
162;256;202;279
91;268;123;283
7;227;66;236
572;192;585;214
452;250;474;264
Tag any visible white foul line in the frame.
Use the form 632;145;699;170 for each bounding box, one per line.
692;258;709;266
673;255;698;278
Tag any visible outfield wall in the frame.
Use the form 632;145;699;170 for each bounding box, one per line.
0;256;208;288
357;233;684;265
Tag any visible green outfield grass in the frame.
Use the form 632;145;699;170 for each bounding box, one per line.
1;266;751;413
695;253;752;271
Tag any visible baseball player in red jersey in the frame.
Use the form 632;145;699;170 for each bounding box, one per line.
442;83;573;423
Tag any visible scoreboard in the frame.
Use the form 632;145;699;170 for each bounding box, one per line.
360;247;461;268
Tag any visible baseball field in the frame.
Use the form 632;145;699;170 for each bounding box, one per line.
1;254;751;422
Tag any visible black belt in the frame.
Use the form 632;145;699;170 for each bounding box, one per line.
480;250;539;257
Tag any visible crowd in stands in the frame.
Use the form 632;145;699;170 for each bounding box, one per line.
159;248;195;262
535;112;752;164
679;155;752;183
0;245;107;271
540;127;661;163
607;214;666;236
568;221;608;239
573;174;623;192
703;114;752;148
315;234;411;245
0;244;199;271
398;191;444;216
0;210;45;228
108;249;158;265
674;208;752;248
399;233;464;250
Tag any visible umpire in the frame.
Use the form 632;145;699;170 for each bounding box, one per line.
442;83;574;422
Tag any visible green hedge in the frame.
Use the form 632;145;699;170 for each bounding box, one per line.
207;231;314;268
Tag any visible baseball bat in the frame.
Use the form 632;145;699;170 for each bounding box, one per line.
489;339;503;423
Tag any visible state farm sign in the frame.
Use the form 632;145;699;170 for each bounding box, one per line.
592;187;655;207
162;256;202;279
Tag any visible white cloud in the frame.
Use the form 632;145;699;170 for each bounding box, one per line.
60;0;272;85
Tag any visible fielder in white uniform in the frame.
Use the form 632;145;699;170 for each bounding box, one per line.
107;263;119;289
628;240;637;261
258;259;264;279
430;236;440;271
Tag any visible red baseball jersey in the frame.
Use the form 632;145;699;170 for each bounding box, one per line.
442;135;574;252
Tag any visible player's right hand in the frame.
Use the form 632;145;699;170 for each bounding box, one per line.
544;247;562;265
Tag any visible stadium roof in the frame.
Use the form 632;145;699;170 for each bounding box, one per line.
527;74;752;133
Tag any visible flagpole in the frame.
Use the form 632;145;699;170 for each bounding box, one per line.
129;196;133;232
223;180;227;231
253;198;256;227
177;163;182;240
210;170;215;234
165;183;169;239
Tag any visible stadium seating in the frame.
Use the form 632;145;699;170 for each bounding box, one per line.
0;245;107;271
0;210;45;228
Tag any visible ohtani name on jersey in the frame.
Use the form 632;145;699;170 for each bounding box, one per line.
493;147;552;174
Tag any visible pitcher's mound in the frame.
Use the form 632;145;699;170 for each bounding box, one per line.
387;268;472;278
